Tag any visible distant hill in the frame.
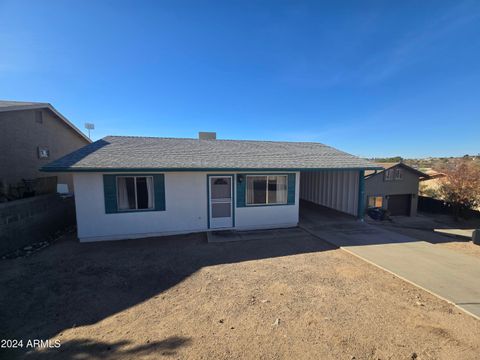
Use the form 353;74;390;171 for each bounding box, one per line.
367;155;480;171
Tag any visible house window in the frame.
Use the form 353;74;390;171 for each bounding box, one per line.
385;167;403;181
117;176;154;211
384;169;394;181
35;111;43;123
367;196;383;208
394;168;403;180
246;175;288;205
37;146;50;159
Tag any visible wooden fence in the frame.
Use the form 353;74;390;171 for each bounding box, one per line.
418;196;480;218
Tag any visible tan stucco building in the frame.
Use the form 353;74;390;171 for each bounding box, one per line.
0;101;91;198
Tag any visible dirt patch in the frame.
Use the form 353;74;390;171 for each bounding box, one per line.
1;230;479;359
373;221;480;258
436;240;480;258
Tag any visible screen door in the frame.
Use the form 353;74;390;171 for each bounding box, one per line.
209;176;233;229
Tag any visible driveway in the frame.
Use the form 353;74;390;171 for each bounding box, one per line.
300;203;480;319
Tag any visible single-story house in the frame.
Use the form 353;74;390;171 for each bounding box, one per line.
365;162;430;216
42;132;381;242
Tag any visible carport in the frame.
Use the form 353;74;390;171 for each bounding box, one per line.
300;169;367;218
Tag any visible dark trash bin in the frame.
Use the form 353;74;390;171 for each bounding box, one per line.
473;229;480;246
367;207;389;221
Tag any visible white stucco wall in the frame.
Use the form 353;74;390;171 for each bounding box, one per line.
73;171;299;241
235;172;300;231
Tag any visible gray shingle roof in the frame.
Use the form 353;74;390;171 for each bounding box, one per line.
42;136;381;171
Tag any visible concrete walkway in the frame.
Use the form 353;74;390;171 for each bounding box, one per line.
300;205;480;319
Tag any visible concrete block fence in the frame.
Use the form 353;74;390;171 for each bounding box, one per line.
0;194;75;255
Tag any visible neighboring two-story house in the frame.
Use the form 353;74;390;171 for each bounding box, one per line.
364;162;430;216
0;101;91;199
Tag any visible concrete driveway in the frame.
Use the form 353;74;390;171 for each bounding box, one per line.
300;203;480;319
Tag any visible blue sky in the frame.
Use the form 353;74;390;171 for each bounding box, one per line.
1;1;479;158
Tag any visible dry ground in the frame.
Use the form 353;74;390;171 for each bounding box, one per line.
437;239;480;257
1;229;479;360
371;213;480;259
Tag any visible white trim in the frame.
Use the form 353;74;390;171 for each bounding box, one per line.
0;102;91;143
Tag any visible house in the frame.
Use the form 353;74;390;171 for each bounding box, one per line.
364;162;430;216
418;168;446;198
42;133;381;242
0;100;91;199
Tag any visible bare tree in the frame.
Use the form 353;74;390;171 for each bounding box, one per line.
437;159;480;218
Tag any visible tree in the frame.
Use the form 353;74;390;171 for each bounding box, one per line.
437;159;480;218
419;183;439;198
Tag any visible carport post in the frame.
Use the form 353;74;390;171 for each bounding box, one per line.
357;170;365;220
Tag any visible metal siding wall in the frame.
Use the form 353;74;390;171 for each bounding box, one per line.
300;170;359;216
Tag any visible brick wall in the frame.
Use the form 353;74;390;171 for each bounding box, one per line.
0;194;76;255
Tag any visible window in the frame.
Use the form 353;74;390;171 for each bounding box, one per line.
35;111;43;123
117;176;154;211
368;196;383;208
394;168;403;180
384;169;394;181
246;175;288;205
385;167;403;181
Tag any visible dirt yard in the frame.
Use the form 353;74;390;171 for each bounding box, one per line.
437;239;480;257
1;229;479;360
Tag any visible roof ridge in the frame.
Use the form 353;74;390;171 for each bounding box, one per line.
0;99;50;105
103;135;329;145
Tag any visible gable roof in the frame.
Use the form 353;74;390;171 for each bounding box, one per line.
364;162;397;177
42;135;382;172
0;100;91;143
365;162;430;179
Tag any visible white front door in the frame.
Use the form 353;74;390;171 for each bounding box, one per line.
209;176;233;229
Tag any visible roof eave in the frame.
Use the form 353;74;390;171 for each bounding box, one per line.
364;162;430;179
41;166;384;173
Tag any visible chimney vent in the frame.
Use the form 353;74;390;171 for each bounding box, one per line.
198;132;216;140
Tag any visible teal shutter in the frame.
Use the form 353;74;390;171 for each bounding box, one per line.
236;174;246;207
287;173;296;205
103;175;118;213
153;174;166;211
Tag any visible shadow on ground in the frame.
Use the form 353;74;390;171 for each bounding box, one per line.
24;336;190;360
300;201;479;247
0;225;334;359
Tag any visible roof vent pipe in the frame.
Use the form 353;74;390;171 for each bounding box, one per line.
198;132;216;140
